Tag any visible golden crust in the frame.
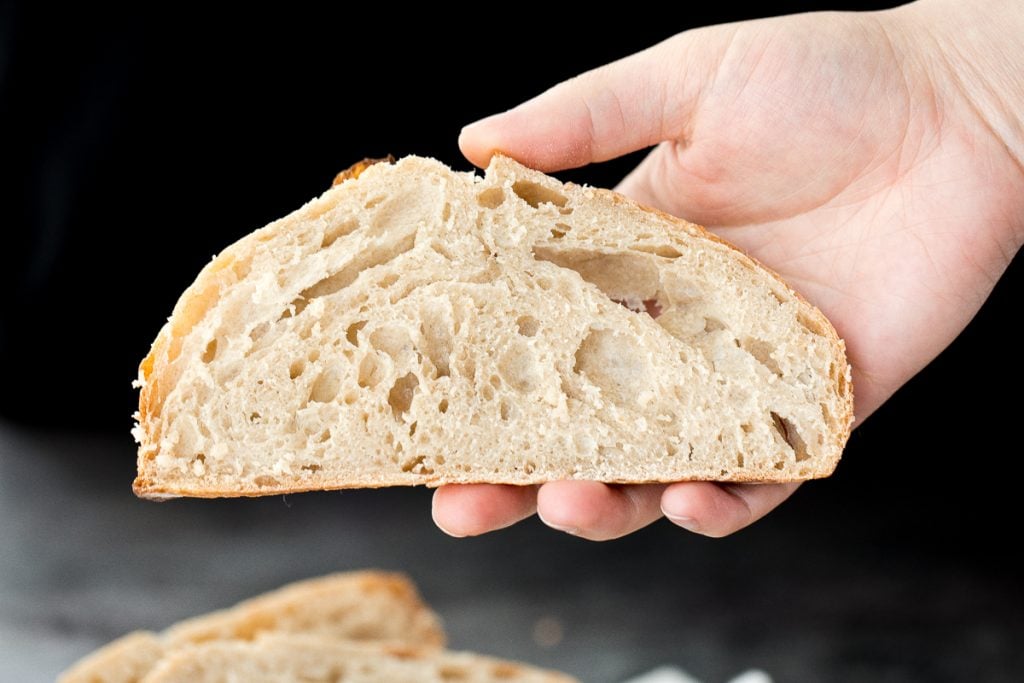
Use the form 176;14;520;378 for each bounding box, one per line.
164;571;445;648
59;572;447;682
57;631;164;683
331;155;395;187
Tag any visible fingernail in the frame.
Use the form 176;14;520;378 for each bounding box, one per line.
433;519;466;538
537;510;579;536
664;512;700;533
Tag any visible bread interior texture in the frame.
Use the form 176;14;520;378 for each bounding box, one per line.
134;156;852;498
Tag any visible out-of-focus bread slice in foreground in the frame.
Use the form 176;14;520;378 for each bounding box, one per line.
141;635;578;683
57;631;164;683
133;155;853;499
162;571;444;647
58;572;444;683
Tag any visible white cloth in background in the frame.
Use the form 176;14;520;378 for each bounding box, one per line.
622;666;773;683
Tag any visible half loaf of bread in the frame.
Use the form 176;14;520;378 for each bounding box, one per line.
142;635;577;683
133;155;852;498
58;572;444;683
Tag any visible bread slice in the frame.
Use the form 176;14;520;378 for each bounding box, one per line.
141;635;578;683
59;572;444;683
58;631;164;683
133;155;852;498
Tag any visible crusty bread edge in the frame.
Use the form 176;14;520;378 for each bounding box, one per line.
163;570;445;648
58;571;446;681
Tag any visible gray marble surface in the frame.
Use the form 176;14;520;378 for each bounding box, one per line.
1;422;1021;683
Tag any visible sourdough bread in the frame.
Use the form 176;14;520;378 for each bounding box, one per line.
141;635;578;683
58;572;443;683
133;155;852;498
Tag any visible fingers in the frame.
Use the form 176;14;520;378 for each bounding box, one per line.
459;33;709;172
431;484;537;537
536;481;667;541
434;480;799;539
660;481;800;537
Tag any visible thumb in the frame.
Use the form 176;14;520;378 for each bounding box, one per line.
459;30;724;172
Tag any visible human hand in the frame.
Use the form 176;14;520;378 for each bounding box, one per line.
434;0;1024;540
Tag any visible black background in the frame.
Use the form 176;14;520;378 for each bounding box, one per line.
1;3;1022;679
2;0;1021;549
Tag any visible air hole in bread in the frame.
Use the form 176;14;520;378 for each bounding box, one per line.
740;337;783;377
357;354;384;389
377;273;400;288
401;454;430;474
419;303;453;378
459;355;476;381
516;315;539;337
476;187;505;209
370;326;412;361
481;384;495;401
289;360;305;380
550;222;572;239
248;322;269;343
346;321;367;346
736;453;745;467
704;317;726;332
301;463;321;472
523;460;536;474
821;402;833;426
438;664;470;680
499;400;512;421
771;411;809;461
279;298;305;320
364;195;385;209
633;244;682;259
438;399;448;414
387;372;419;422
310;366;342;403
431;241;456;260
533;247;661;313
253;475;279;488
248;412;261;423
512;180;568;208
201;339;218;363
320;217;359;248
797;310;826;336
300;233;416;304
574;329;650;405
490;662;522;679
499;341;540;393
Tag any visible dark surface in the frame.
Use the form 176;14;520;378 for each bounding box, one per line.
1;1;907;431
2;2;1023;681
2;411;1022;682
